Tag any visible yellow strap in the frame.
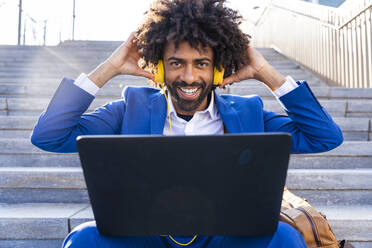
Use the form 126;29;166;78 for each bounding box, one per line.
161;84;172;136
161;84;197;246
168;235;198;246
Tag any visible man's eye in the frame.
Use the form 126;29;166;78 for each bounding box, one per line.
198;62;209;67
171;62;181;67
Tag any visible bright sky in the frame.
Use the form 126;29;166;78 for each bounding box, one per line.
0;0;267;46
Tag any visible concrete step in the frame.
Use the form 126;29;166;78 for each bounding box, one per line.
229;85;372;100
0;203;370;248
0;76;147;86
0;167;88;204
0;116;370;140
260;99;372;118
0;66;311;76
1;96;371;118
0;73;318;86
0;203;88;248
0;62;302;76
0;139;371;168
1;166;372;205
0;47;284;59
2;83;372;101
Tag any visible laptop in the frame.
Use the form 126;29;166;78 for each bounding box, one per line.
76;133;292;237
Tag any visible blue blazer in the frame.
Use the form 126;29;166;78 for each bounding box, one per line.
31;78;343;154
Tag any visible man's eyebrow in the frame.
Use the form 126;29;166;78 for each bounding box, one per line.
167;57;212;62
194;58;212;63
167;57;184;61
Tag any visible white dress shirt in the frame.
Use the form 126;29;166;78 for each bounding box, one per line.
73;73;298;135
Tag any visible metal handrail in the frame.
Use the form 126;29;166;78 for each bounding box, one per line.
269;3;338;29
21;12;48;46
245;0;372;88
338;3;372;29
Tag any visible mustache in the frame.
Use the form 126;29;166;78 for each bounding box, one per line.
172;81;206;89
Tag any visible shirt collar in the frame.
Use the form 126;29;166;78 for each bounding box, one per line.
166;91;219;120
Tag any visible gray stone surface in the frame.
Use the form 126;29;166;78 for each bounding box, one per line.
291;189;372;206
333;118;370;131
0;76;148;86
0;239;63;248
0;98;5;110
0;167;85;189
0;115;40;128
5;203;369;243
0;189;89;204
0;139;54;154
0;85;26;95
319;100;348;113
7;110;44;116
0;203;87;239
319;141;372;156
348;101;372;113
0;154;80;167
342;132;369;141
3;167;371;192
347;112;372;118
317;206;372;241
260;99;347;115
331;88;372;99
229;85;330;99
350;242;372;248
286;169;372;190
26;84;124;97
0;130;33;139
289;156;372;169
69;206;94;230
7;98;114;111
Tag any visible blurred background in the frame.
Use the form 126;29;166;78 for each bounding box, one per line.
0;0;346;46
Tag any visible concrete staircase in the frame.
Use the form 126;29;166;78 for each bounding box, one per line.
0;41;371;248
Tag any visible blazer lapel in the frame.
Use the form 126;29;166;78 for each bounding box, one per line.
215;93;243;133
150;92;167;134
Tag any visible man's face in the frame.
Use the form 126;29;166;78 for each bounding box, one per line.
163;41;214;116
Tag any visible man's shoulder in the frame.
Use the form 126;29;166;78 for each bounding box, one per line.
217;93;263;107
121;86;162;99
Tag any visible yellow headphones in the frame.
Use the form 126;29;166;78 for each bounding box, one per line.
154;60;225;86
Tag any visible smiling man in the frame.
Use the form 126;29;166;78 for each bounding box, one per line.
31;0;343;247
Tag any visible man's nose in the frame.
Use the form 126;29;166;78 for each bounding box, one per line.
180;65;197;84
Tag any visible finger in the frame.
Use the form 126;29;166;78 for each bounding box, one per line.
220;74;240;88
123;32;136;49
138;48;145;56
136;69;155;81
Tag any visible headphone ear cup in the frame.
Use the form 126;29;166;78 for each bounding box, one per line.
155;60;165;86
213;66;225;85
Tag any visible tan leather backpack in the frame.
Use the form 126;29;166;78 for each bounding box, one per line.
280;188;354;248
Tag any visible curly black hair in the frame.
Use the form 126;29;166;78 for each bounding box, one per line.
135;0;251;84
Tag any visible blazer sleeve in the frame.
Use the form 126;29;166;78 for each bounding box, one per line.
263;82;343;154
30;78;125;153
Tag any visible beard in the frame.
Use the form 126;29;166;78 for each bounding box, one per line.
166;80;213;113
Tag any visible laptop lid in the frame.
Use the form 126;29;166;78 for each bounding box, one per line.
76;133;291;237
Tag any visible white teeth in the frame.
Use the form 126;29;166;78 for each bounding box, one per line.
180;87;198;94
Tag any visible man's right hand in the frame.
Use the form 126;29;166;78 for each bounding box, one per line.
88;33;155;88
